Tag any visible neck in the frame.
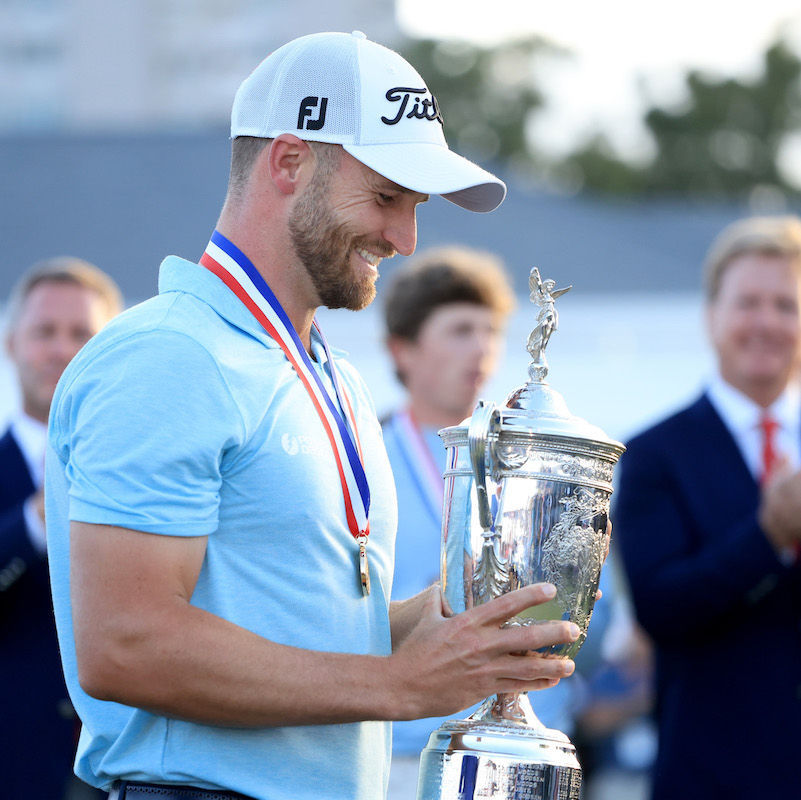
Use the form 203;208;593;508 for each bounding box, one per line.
407;397;472;430
214;217;318;354
721;373;788;410
21;403;48;426
746;385;785;410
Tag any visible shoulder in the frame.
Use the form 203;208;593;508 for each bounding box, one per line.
625;395;709;453
50;312;248;454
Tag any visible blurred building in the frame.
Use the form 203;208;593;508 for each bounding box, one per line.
0;0;398;132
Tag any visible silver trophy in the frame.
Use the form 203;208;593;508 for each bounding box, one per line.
416;269;625;800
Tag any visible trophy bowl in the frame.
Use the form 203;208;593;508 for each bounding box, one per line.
416;269;625;800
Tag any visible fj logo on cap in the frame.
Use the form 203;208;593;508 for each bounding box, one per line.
297;96;328;130
381;87;443;126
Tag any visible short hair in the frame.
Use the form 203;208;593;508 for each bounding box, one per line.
228;136;342;201
5;256;123;332
383;246;516;341
703;215;801;302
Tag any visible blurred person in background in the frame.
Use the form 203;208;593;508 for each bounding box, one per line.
615;215;801;800
44;31;582;800
380;246;514;794
380;248;616;797
1;257;122;800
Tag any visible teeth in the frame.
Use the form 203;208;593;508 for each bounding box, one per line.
356;247;381;267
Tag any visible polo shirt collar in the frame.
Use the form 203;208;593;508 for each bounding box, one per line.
157;255;340;360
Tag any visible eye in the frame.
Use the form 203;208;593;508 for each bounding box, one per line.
776;297;799;315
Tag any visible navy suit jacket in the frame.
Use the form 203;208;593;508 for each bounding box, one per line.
614;394;801;800
0;427;80;797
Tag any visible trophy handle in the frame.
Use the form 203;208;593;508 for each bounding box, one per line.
467;400;497;533
468;400;511;606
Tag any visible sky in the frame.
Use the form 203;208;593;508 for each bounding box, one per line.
396;0;801;173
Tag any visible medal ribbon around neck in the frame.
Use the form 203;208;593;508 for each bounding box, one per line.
200;230;372;594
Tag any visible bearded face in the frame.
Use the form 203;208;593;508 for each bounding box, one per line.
288;166;382;311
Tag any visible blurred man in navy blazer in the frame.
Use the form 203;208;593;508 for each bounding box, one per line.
1;257;121;799
615;216;801;800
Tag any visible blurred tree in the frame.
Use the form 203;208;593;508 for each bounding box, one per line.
558;39;801;198
401;33;801;199
398;36;566;177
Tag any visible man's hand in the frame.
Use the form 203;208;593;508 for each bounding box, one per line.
759;465;801;552
386;582;579;721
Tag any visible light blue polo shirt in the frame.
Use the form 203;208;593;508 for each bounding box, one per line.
46;256;397;800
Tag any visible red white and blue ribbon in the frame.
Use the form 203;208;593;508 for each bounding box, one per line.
200;231;372;591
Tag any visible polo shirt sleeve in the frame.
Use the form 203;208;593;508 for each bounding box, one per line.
53;329;244;537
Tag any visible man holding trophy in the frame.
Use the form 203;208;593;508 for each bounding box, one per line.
45;31;580;800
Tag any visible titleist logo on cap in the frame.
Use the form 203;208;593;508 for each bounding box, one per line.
381;87;443;126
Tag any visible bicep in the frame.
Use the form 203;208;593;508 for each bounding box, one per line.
70;521;207;664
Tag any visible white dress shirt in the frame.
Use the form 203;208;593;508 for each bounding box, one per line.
705;372;801;480
9;411;48;554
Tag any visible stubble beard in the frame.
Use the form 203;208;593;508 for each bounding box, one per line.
288;172;379;311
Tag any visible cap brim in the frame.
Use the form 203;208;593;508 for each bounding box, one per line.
343;142;506;213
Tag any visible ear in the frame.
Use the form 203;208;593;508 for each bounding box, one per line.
5;330;17;362
268;134;314;195
704;300;715;341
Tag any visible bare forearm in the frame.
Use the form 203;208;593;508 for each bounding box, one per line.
79;598;399;727
81;585;578;728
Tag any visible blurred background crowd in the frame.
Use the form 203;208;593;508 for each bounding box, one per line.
2;2;801;799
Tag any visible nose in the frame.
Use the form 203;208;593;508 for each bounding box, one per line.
384;204;418;257
474;333;495;366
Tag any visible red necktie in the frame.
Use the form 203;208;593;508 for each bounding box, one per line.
760;412;800;561
759;412;780;484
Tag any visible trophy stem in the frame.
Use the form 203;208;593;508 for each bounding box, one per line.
467;691;546;729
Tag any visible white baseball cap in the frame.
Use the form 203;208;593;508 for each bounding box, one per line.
231;31;506;213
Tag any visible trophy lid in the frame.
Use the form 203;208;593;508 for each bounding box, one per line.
496;268;623;455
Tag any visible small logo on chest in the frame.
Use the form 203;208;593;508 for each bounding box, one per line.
281;432;326;457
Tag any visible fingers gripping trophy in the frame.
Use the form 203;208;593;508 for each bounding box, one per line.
416;269;625;800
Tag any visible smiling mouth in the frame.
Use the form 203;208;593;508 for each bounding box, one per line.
356;247;383;268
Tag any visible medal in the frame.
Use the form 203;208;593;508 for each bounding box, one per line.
358;534;370;596
200;231;372;595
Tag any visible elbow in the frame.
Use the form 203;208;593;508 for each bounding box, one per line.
76;640;134;702
74;622;155;704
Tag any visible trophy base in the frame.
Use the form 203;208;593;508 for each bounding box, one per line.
415;719;582;800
